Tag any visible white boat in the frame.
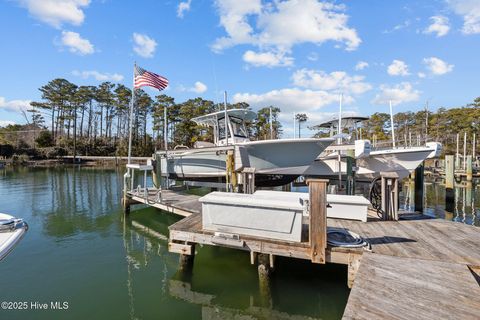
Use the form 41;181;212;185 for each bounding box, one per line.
306;142;442;181
156;109;334;187
0;213;28;261
305;116;442;181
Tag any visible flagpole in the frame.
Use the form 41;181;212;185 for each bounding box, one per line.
127;63;136;165
164;107;168;151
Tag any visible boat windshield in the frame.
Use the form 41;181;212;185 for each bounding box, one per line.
230;116;248;138
218;116;248;140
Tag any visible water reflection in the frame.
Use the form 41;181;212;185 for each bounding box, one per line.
401;178;479;226
0;167;349;320
124;212;349;320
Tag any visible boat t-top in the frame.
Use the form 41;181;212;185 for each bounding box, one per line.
155;108;334;187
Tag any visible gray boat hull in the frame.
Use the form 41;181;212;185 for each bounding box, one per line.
157;138;333;186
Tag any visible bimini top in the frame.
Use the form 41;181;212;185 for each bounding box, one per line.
192;109;257;127
311;116;369;130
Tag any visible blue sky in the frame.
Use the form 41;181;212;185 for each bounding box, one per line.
0;0;479;137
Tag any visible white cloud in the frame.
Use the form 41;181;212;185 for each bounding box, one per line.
383;20;411;34
179;81;208;93
177;0;192;18
292;69;371;95
0;97;32;113
372;82;420;106
18;0;90;28
423;57;454;75
233;88;353;114
60;30;94;55
243;50;294;67
387;60;410;76
191;81;207;93
132;33;157;58
424;15;450;37
212;0;360;55
418;72;426;78
72;70;124;82
354;61;369;71
0;120;16;127
307;52;319;61
446;0;480;34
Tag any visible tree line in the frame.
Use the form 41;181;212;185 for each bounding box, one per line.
0;78;282;158
0;77;479;159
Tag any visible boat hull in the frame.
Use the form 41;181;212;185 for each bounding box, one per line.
305;147;435;182
0;213;28;261
158;138;333;186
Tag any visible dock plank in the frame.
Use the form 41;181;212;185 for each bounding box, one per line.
343;252;480;320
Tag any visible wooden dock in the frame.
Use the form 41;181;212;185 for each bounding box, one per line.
124;188;480;319
127;188;201;217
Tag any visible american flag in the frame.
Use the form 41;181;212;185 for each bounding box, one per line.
134;65;169;91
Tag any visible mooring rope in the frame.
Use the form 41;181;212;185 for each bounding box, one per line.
327;228;369;248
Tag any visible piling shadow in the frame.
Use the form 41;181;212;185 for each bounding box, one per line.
468;266;480;286
365;236;416;245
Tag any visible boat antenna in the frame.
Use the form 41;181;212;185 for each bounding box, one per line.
389;100;396;148
338;93;343;144
293;113;296;139
224;91;228;145
269;107;273;139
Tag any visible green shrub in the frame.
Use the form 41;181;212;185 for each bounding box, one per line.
35;131;54;147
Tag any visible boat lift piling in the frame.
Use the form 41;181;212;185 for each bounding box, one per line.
346;150;356;196
445;155;455;213
380;172;399;220
414;161;424;213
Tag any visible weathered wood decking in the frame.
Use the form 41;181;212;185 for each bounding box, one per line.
125;189;480;319
343;253;480;320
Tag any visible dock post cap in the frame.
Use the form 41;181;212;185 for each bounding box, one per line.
379;172;399;178
306;178;329;185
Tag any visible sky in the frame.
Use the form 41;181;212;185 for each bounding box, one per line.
0;0;479;137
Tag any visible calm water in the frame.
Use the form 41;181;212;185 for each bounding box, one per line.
401;178;480;226
0;167;349;320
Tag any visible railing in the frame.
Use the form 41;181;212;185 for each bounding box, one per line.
123;162;163;205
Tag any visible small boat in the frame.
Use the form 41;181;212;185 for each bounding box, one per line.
306;142;442;181
155;109;334;187
0;213;28;261
305;116;442;181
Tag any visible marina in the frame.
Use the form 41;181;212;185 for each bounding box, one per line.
122;164;480;319
2;1;480;319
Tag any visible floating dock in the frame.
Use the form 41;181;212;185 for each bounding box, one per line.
124;184;480;319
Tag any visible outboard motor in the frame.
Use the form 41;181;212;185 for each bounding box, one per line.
426;142;442;159
355;140;371;159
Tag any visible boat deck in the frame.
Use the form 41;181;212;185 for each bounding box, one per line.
125;188;480;319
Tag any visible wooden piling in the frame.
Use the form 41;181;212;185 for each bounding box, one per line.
456;133;460;169
466;182;473;206
445;155;455;213
257;253;273;308
466;155;473;181
306;179;328;264
414;162;424;213
346;150;355;196
380;172;399;220
122;196;131;215
179;244;196;272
